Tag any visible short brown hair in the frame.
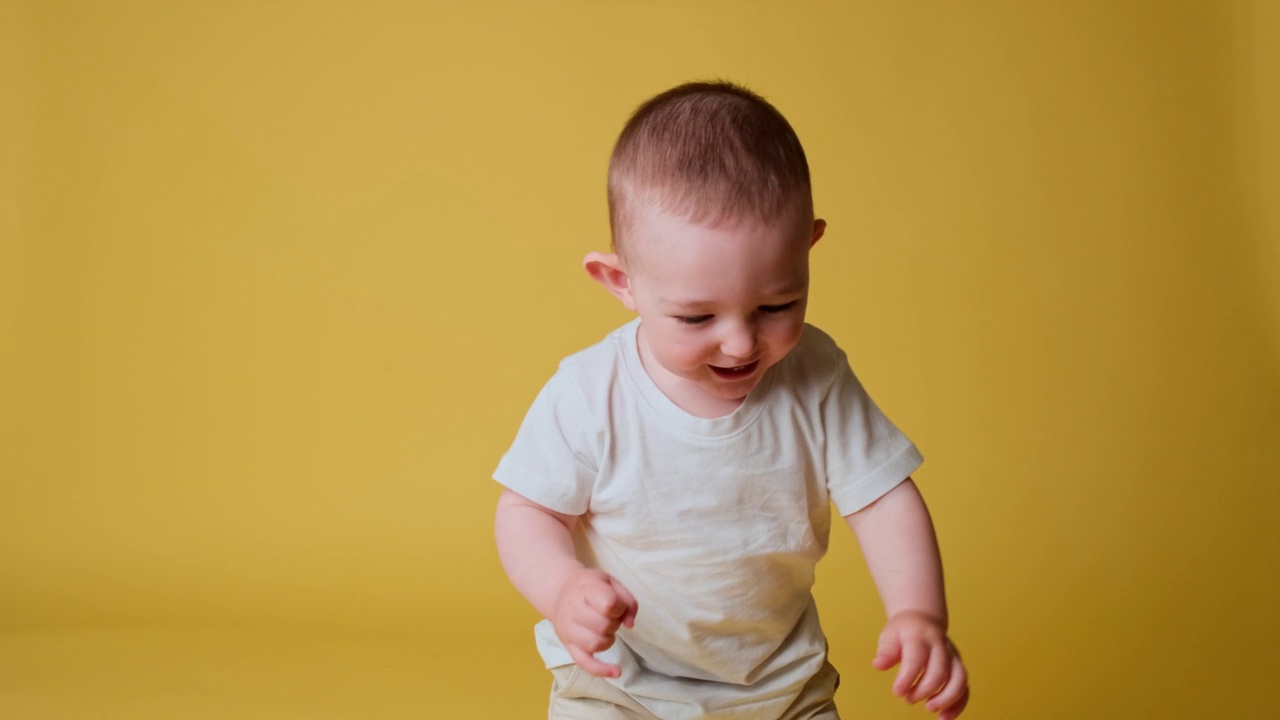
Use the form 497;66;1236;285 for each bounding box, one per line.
608;81;812;259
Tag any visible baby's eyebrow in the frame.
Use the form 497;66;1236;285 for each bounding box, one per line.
765;281;808;296
659;297;715;311
659;284;808;310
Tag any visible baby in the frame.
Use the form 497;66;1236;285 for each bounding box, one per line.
494;81;969;720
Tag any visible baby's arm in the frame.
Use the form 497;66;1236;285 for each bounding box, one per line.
494;489;638;678
845;479;970;720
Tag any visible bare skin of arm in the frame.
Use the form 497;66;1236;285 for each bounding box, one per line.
495;488;638;678
846;479;970;719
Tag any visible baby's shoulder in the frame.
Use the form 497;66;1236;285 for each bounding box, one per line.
539;322;633;407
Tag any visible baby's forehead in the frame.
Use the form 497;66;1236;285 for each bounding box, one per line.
625;203;807;247
621;207;813;283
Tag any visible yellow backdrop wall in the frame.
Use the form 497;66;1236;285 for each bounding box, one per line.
2;1;1277;718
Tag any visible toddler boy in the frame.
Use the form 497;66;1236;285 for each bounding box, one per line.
494;81;969;720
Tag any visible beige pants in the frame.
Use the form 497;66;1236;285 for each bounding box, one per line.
547;661;840;720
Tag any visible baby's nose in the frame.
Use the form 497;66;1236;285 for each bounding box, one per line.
720;324;758;359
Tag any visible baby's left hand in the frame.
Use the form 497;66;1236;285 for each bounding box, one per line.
873;610;969;719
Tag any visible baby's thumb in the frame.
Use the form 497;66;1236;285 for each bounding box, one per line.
873;632;902;671
608;577;639;627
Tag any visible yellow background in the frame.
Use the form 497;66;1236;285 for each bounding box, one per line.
3;1;1278;718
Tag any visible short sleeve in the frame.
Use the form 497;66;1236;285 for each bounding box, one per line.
822;350;924;516
493;369;599;516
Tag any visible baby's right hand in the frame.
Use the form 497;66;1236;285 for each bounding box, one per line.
551;568;639;678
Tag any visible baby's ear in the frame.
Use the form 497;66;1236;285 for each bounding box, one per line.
810;219;827;247
583;251;636;311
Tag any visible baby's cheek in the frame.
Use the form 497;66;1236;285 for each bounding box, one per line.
773;323;805;354
670;339;711;366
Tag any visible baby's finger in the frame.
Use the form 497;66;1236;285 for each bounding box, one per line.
566;619;619;653
907;644;950;704
609;577;639;627
926;657;969;717
872;632;902;671
567;643;622;679
893;638;928;698
572;603;620;637
584;577;625;619
937;686;969;720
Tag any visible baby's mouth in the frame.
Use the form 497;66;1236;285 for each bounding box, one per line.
709;361;759;380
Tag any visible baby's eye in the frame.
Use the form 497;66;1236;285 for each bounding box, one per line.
676;314;712;325
760;301;799;314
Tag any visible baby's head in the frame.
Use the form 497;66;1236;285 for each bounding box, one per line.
585;81;827;416
606;80;815;264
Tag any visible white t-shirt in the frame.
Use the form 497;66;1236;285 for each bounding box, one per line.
494;320;922;719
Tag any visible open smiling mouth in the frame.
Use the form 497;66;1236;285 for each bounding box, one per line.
709;361;759;380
